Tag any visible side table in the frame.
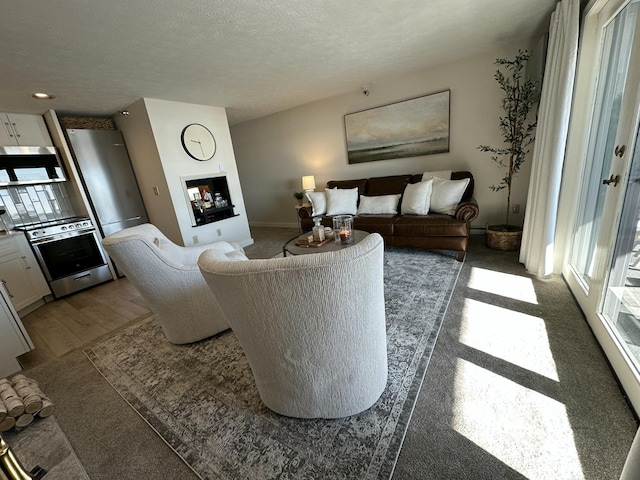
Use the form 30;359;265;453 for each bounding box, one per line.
295;203;311;233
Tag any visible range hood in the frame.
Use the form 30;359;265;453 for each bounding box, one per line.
0;146;67;186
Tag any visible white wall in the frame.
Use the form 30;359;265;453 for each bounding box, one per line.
115;98;252;247
230;46;536;230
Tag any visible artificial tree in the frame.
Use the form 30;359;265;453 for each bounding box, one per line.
479;50;537;233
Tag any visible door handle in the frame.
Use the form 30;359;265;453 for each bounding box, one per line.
10;122;21;138
3;122;14;138
603;174;620;187
20;255;31;269
615;145;626;157
1;279;13;298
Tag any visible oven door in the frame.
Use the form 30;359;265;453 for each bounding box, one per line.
33;230;106;280
31;229;113;297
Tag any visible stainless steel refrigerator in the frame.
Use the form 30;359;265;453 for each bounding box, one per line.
66;129;148;237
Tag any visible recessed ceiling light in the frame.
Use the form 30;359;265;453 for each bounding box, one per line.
32;92;54;100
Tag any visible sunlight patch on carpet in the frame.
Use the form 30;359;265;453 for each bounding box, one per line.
467;267;538;304
459;298;559;381
451;359;584;480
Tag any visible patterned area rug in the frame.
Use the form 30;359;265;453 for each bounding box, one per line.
85;247;462;479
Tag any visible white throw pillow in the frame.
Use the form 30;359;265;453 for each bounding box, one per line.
305;191;327;216
430;177;470;215
357;194;401;215
421;170;452;181
401;179;433;216
326;187;358;215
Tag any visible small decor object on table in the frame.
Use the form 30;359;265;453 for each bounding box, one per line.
333;215;354;244
312;217;326;242
293;191;305;206
294;234;332;248
213;192;228;209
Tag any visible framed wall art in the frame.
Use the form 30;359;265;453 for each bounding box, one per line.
344;90;450;164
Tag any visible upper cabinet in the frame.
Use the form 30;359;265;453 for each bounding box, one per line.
0;113;53;146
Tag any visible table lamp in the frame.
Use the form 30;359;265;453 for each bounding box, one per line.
302;175;316;192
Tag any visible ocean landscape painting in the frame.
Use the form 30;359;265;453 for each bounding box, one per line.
345;90;450;164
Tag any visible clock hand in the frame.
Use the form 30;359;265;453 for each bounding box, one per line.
189;139;205;157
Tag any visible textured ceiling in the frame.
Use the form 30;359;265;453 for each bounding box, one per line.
0;0;558;125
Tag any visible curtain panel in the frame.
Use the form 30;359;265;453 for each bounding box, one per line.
519;0;580;277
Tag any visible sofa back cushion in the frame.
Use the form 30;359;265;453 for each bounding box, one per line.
365;175;413;196
327;178;368;194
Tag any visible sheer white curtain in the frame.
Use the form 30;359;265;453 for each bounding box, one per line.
519;0;580;277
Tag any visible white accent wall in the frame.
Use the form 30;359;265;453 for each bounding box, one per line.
115;98;252;247
230;47;535;231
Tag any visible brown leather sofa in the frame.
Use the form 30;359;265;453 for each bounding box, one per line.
299;171;479;261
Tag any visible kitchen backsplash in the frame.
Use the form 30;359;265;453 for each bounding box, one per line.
0;182;75;226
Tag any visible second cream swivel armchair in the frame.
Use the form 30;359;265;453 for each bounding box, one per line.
102;223;247;344
198;232;388;419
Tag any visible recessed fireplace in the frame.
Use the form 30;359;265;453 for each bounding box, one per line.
182;174;237;227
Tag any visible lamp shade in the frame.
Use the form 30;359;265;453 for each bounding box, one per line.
302;175;316;191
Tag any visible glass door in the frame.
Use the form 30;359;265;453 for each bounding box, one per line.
569;0;639;293
564;0;640;411
602;125;640;372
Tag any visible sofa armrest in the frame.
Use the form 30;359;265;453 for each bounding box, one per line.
455;197;479;223
298;205;313;220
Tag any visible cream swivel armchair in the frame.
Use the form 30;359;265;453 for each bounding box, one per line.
198;233;388;419
102;223;247;344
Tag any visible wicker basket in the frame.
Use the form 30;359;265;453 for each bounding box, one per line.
485;224;522;251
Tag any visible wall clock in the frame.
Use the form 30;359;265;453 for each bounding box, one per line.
181;123;216;161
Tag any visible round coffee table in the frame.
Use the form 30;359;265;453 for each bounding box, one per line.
283;229;369;256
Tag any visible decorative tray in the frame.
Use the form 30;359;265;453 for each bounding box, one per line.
294;237;333;248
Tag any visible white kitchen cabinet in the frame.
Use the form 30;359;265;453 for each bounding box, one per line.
0;112;53;146
0;281;33;378
0;233;51;312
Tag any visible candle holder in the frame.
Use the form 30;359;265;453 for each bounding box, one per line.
333;215;353;245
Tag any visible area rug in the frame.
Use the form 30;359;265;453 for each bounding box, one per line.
85;247;462;479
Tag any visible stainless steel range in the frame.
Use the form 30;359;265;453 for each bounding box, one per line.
16;216;113;298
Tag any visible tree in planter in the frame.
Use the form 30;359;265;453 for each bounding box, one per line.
479;50;537;230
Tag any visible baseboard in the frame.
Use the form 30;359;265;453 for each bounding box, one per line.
239;237;255;248
249;221;299;229
470;227;486;236
18;298;48;317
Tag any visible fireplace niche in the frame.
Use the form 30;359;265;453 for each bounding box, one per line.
183;175;237;227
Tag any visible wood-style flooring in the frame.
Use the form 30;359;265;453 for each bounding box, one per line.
15;227;299;372
17;277;151;371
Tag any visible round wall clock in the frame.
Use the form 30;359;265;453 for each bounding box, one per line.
181;123;216;161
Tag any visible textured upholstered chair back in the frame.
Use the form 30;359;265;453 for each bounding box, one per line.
102;223;240;344
198;233;388;419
